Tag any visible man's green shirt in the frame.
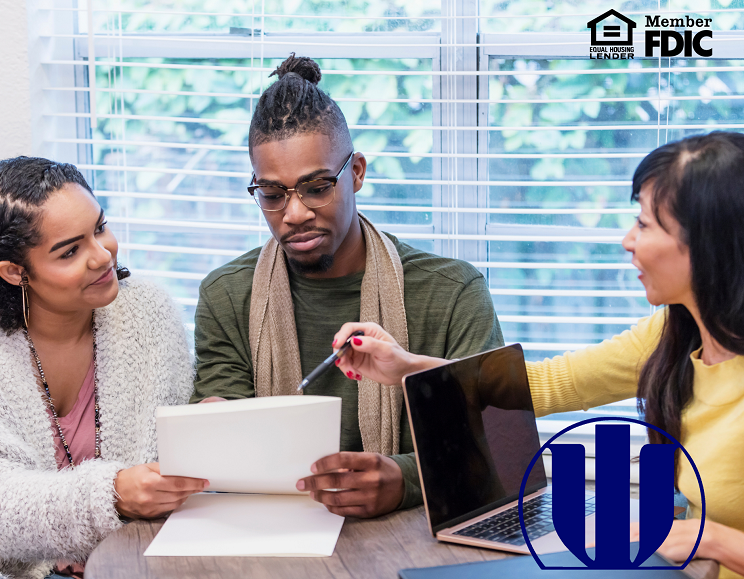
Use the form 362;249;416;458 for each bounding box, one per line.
191;233;503;509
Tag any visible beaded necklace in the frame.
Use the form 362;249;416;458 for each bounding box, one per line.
23;312;101;467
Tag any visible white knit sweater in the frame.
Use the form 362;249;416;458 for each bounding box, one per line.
0;278;194;579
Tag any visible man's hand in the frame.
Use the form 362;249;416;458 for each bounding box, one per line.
114;462;208;519
296;451;405;518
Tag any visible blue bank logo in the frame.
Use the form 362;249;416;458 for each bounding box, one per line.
518;417;706;570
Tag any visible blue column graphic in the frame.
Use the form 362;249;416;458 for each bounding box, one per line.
595;424;630;567
525;416;704;570
634;443;676;564
549;442;593;566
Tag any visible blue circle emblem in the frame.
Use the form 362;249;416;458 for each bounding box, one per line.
518;417;706;569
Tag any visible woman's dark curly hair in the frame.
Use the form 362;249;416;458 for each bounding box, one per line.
248;53;353;156
0;156;130;335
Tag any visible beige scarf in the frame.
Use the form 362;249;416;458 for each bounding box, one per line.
248;213;409;455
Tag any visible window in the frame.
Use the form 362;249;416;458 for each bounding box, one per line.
478;1;744;478
44;4;444;332
36;0;744;480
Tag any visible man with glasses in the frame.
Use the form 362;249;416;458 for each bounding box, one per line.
190;54;503;518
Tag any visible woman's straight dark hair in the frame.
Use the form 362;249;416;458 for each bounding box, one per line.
634;131;744;446
0;156;130;335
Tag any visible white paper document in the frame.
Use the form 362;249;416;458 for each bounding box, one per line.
156;395;342;493
150;395;345;557
144;493;345;557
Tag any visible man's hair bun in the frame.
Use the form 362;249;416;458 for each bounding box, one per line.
250;51;351;155
270;53;322;85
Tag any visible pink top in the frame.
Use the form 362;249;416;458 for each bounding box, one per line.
47;361;97;578
48;360;97;469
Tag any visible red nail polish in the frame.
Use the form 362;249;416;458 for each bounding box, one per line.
335;359;340;366
353;337;363;346
347;370;354;378
356;374;362;380
332;339;337;347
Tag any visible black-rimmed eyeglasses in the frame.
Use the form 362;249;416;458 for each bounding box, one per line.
247;151;354;212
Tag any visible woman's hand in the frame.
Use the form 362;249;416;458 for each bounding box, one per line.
114;462;209;519
630;519;744;574
630;519;704;561
332;322;446;386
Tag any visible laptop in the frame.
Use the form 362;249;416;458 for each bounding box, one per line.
402;344;597;555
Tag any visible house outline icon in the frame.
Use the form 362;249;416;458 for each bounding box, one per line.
587;9;636;46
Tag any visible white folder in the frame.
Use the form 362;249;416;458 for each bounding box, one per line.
146;396;345;558
156;395;342;494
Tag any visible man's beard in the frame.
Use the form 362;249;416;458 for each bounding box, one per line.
287;254;334;275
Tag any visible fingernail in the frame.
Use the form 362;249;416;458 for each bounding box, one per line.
347;370;354;378
311;463;318;473
332;339;337;347
356;373;362;380
204;480;210;489
353;337;363;346
297;480;305;491
335;359;340;366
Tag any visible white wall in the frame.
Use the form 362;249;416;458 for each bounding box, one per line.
0;0;32;159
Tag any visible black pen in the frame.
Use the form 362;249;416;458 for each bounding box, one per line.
297;331;365;392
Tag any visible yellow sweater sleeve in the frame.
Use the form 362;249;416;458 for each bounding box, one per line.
527;309;667;417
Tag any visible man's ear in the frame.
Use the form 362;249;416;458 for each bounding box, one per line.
351;152;367;194
0;262;25;287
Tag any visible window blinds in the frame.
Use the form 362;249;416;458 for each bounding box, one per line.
34;0;744;480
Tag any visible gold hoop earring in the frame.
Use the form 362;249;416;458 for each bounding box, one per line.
20;274;30;328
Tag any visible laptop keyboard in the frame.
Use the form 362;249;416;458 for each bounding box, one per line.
452;493;596;546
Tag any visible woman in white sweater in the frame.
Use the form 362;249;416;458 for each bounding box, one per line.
0;158;206;579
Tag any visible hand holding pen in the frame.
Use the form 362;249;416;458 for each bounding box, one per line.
328;322;444;388
297;331;366;391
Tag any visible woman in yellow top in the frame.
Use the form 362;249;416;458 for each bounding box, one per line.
311;131;744;576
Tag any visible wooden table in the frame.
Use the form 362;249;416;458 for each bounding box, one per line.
86;506;719;579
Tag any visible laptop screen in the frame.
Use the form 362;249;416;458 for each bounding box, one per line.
403;344;547;534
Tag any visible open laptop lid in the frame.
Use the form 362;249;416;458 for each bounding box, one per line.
402;344;547;535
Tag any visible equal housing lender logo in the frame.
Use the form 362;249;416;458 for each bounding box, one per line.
588;9;713;59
